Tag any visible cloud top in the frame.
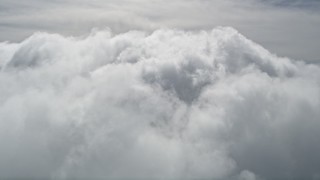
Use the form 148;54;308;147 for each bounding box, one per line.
0;27;320;179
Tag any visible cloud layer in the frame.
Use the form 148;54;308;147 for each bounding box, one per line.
1;0;320;62
0;27;320;179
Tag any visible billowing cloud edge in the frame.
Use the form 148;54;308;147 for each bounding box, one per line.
0;27;320;179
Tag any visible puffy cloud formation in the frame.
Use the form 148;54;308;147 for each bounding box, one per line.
0;27;320;180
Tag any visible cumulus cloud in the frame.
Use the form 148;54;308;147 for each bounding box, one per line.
0;27;320;179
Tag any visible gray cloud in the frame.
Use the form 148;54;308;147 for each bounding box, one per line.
0;27;320;179
0;0;320;62
259;0;320;8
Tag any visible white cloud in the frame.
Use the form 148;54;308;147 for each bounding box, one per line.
0;27;320;179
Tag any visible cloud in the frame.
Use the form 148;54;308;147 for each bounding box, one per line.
0;27;320;179
258;0;320;8
0;0;320;62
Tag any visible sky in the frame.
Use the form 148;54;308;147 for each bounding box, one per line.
1;1;320;180
0;0;320;62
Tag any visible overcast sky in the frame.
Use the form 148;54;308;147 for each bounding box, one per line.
0;0;320;62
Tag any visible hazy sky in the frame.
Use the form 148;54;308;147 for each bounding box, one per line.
0;0;320;62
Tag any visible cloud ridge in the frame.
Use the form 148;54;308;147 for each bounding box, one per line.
0;27;320;180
